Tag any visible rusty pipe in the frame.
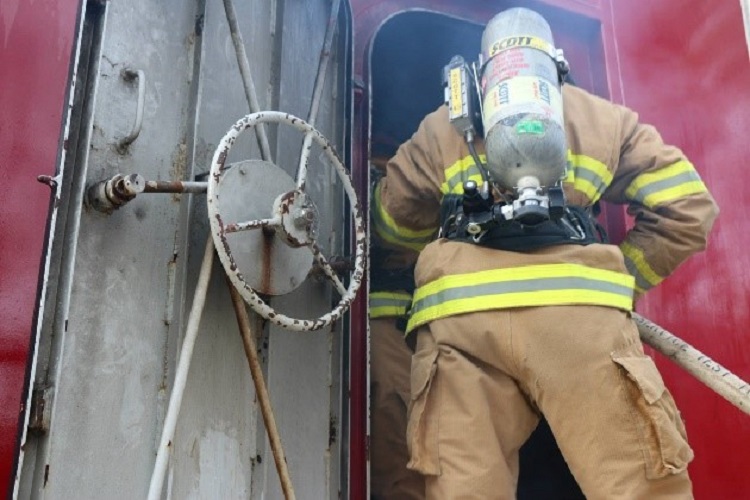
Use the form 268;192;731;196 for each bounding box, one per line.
227;280;297;500
143;180;207;194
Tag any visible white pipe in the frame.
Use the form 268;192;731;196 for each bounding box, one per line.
222;0;272;162
148;237;215;500
740;0;750;59
295;0;342;189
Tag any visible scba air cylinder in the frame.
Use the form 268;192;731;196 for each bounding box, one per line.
480;8;567;191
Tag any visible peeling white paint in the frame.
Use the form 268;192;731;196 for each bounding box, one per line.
192;428;249;499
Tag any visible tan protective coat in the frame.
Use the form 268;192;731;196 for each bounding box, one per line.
373;84;718;498
374;85;718;298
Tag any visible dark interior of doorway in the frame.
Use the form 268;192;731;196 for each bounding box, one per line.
370;11;587;500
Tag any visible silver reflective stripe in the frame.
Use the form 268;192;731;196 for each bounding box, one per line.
412;276;633;314
570;164;609;199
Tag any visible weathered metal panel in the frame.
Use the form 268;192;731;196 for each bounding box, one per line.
263;0;348;497
16;0;350;498
167;0;276;497
19;1;203;497
173;0;348;498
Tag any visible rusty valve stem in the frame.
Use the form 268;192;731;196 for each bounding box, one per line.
87;173;145;214
87;173;208;214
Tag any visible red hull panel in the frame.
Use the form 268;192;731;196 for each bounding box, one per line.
350;0;750;498
612;2;750;497
0;0;82;492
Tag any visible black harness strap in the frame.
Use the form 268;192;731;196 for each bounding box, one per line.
440;194;608;251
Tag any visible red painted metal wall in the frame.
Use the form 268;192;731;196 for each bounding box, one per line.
2;0;747;497
351;0;750;498
0;0;82;493
610;1;750;497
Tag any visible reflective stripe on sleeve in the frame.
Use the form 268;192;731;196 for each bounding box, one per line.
369;291;413;319
405;263;634;333
441;154;487;195
372;183;435;251
625;160;707;209
563;151;613;204
620;241;663;294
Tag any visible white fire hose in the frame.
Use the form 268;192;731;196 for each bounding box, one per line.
634;313;750;416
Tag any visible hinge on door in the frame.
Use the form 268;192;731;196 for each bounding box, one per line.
29;386;53;435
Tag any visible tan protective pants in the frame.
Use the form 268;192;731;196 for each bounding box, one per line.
407;306;694;500
370;318;425;499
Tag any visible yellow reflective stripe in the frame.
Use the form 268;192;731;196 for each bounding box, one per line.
373;184;435;239
441;154;487;194
444;174;485;195
412;263;633;301
563;151;613;203
406;264;634;332
370;291;412;319
639;181;706;208
620;241;663;293
407;289;633;332
625;160;707;208
372;183;435;251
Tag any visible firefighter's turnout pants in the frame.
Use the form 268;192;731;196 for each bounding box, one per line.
407;305;694;499
370;297;425;499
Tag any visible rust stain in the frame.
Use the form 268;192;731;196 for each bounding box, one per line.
169;142;188;202
37;175;57;189
261;228;274;294
279;191;295;215
215;213;237;271
214;150;228;183
329;415;338;446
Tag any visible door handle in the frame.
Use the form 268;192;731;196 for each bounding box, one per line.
117;68;145;153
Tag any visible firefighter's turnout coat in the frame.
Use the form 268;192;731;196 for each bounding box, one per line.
373;85;718;332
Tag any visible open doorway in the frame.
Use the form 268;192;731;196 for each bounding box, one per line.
367;8;612;498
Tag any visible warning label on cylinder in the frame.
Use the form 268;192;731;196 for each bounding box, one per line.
485;48;532;82
449;67;464;118
482;76;563;129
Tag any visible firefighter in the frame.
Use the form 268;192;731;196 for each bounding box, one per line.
369;158;425;498
371;7;719;499
369;275;424;499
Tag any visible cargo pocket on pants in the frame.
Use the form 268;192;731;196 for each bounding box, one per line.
612;348;694;479
406;347;440;476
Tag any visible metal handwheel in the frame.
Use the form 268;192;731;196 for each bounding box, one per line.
207;111;365;331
